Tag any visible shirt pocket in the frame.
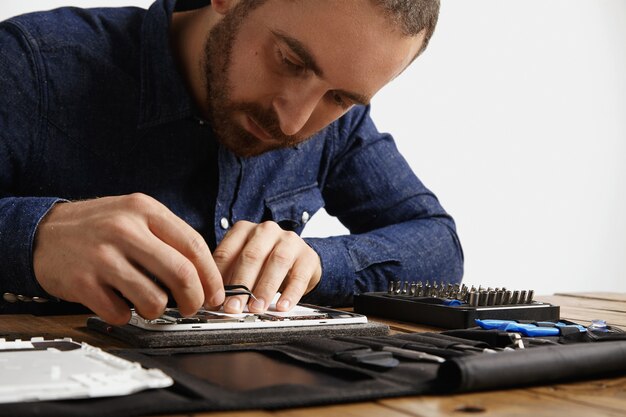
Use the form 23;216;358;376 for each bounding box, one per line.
264;183;324;234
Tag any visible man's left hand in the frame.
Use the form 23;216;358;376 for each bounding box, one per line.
212;220;321;313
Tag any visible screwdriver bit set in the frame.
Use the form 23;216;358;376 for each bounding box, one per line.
354;280;560;329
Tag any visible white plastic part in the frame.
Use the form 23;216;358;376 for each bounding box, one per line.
0;338;173;404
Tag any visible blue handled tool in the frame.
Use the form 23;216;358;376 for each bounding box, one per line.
475;319;586;337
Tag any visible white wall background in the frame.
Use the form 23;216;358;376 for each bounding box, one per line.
369;0;626;294
2;1;625;294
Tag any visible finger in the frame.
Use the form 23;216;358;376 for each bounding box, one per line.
274;253;320;312
83;284;133;326
99;255;170;319
224;222;282;313
222;294;249;314
132;194;225;307
123;233;205;316
212;220;255;283
215;222;255;314
246;234;299;313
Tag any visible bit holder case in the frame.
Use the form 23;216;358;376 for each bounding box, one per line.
354;281;560;329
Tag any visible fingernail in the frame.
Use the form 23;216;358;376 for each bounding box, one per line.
277;299;291;311
224;297;241;312
251;298;265;311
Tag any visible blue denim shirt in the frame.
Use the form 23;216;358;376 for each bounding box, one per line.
0;0;463;312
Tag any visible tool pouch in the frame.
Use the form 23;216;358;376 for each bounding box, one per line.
2;327;626;416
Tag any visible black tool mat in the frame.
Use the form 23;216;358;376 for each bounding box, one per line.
354;292;560;328
2;325;626;417
86;316;390;347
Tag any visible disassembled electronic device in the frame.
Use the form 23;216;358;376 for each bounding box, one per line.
0;337;172;404
129;303;367;332
354;281;560;329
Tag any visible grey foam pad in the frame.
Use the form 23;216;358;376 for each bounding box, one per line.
87;317;390;348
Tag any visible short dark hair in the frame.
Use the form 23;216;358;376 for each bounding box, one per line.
231;0;440;57
370;0;440;56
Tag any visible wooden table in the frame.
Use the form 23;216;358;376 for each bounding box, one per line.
1;292;625;416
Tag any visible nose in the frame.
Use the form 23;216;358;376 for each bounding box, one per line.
272;80;324;136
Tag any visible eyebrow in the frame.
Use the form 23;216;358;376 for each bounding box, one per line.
271;30;371;106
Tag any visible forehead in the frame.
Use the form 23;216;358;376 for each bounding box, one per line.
248;0;424;97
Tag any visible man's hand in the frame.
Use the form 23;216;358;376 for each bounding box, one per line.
33;193;225;325
214;220;321;314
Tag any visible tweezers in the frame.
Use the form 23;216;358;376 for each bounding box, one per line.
224;284;258;301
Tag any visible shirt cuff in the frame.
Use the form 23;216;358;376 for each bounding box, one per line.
302;236;356;307
0;196;66;298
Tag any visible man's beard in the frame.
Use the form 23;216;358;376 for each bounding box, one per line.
202;1;306;157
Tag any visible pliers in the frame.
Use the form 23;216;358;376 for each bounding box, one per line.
475;319;586;337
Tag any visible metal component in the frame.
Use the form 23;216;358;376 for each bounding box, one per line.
511;333;525;349
478;290;488;306
494;290;504;305
388;281;394;294
402;281;409;295
502;290;512;305
511;290;520;305
487;290;496;306
382;346;446;363
224;285;258;301
527;289;535;304
468;290;478;307
519;290;527;305
416;282;423;297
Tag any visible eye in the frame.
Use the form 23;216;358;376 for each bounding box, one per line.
329;92;351;110
275;46;306;76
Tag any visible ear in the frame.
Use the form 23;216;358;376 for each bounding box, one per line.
211;0;240;16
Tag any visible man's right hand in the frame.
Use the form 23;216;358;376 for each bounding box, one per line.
32;193;224;325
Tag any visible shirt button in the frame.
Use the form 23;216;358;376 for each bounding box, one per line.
220;217;230;230
17;294;32;302
301;211;310;224
3;292;17;303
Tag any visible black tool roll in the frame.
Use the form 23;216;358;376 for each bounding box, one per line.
3;326;626;417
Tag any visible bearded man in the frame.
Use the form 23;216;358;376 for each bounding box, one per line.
0;0;463;323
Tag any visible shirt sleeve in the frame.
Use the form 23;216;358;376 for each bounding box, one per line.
0;21;63;300
302;105;464;306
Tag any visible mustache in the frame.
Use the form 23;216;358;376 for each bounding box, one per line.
233;102;300;143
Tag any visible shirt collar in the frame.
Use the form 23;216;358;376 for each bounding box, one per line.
138;0;197;128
